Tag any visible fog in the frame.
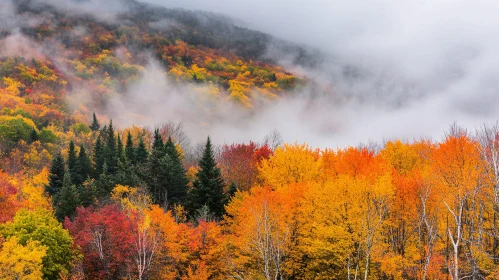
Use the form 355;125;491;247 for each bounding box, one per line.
137;0;499;146
3;0;499;148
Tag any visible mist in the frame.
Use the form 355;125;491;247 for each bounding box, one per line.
137;0;499;145
3;0;499;148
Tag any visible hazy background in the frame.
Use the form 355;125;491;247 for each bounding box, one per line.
2;0;499;148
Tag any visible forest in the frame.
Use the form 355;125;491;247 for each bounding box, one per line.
2;0;499;280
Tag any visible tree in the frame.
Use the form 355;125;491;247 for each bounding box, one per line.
125;131;136;164
0;208;76;280
0;236;47;280
46;153;65;196
188;137;226;219
136;136;149;164
93;135;105;177
74;145;92;186
164;137;188;206
53;171;80;221
90;112;100;131
117;133;125;163
106;120;118;174
67;141;77;178
65;205;136;279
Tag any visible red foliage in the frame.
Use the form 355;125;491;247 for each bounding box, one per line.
64;205;137;279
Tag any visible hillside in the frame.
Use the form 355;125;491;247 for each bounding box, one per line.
2;1;499;280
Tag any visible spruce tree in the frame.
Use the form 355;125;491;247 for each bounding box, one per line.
117;133;125;163
53;171;80;221
188;137;226;219
90;112;100;131
152;129;164;155
46;153;65;196
164;137;188;206
136;137;149;164
105;121;118;174
125;132;135;164
67;141;77;177
74;145;92;186
147;133;166;205
93;136;105;177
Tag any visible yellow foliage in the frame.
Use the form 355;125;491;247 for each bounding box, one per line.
0;236;47;280
258;143;322;189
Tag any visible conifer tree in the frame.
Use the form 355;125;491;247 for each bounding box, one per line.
74;145;92;186
164;137;188;205
105;121;118;174
46;153;65;196
136;137;149;164
188;137;226;219
125;132;135;164
152;128;164;155
90;112;100;131
117;133;125;163
53;171;80;221
67;141;77;177
93;136;105;177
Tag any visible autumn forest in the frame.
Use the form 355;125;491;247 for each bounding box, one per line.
1;0;498;280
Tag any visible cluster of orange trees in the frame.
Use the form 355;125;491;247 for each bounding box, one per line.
2;118;499;279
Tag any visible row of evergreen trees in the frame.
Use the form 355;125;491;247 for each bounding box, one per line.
47;116;229;221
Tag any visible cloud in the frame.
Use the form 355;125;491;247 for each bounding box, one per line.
136;0;499;146
5;0;499;148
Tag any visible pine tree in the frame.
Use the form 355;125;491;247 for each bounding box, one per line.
136;136;149;164
74;145;92;186
67;141;77;179
93;136;105;177
53;171;80;221
164;137;188;206
46;153;65;196
90;112;100;131
125;132;136;164
188;137;226;219
106;121;118;174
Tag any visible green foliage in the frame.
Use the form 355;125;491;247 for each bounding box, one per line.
0;208;77;280
0;115;37;144
53;171;80;221
39;129;57;143
46;154;65;196
188;137;226;219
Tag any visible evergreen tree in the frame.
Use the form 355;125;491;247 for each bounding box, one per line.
164;137;188;205
29;128;39;143
115;159;141;187
125;132;135;164
188;137;226;219
93;136;105;177
136;136;149;164
53;171;80;221
90;112;100;131
46;153;65;196
67;141;77;177
117;133;125;163
95;163;115;198
152;128;164;155
73;145;92;186
105;121;118;174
